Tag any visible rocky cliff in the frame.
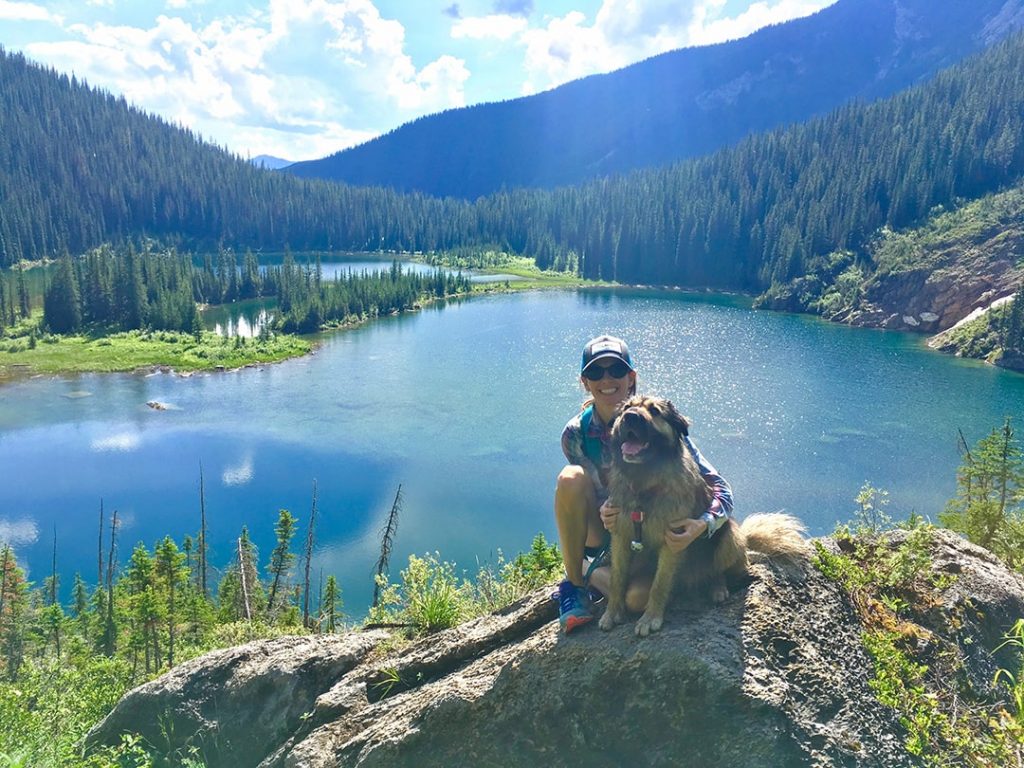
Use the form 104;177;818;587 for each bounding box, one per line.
840;226;1024;336
758;184;1024;371
85;530;1024;767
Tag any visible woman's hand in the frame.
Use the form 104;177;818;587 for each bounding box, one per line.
599;500;622;531
664;518;708;553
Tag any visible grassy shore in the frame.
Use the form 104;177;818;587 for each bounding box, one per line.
0;328;312;378
0;258;592;378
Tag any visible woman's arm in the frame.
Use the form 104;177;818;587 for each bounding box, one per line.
561;419;603;486
683;435;734;538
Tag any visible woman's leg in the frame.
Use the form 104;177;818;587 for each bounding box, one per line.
554;465;603;586
587;564;652;614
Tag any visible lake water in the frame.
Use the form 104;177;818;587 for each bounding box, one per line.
201;259;522;337
2;288;1022;617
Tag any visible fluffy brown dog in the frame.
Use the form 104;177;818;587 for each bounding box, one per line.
597;395;807;637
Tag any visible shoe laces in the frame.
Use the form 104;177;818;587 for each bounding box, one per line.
558;580;582;614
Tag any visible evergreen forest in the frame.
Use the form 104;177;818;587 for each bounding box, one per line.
0;246;471;338
2;33;1024;301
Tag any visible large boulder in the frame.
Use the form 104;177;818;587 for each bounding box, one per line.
86;530;1024;767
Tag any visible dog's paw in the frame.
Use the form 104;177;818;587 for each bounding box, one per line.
710;584;730;604
599;609;623;631
635;612;663;637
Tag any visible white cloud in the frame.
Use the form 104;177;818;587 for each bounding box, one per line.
451;14;529;41
23;0;471;160
688;0;832;46
0;0;61;23
517;0;834;94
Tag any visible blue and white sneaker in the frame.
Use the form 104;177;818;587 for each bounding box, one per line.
557;579;594;634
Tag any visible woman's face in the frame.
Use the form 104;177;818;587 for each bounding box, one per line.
581;360;636;412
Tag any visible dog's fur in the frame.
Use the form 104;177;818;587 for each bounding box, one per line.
597;395;808;637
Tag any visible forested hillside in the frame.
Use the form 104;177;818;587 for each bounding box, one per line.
0;47;472;267
485;31;1024;291
287;0;1024;198
3;33;1024;301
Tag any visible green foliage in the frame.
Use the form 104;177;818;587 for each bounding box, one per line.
941;420;1024;568
0;653;134;767
0;502;352;766
1;327;312;375
368;533;564;636
815;482;1024;765
993;619;1024;734
473;533;563;612
862;629;955;763
320;575;342;633
853;482;893;534
6;33;1024;300
265;510;297;620
397;553;468;633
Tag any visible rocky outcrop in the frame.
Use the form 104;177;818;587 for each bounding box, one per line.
840;228;1024;334
85;531;1024;767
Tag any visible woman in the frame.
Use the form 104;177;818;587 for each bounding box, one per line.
554;334;734;633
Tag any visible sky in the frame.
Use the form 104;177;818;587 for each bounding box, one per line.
1;0;837;162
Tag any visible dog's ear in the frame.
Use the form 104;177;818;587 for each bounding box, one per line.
656;399;690;438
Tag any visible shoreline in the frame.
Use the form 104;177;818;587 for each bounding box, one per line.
0;266;588;381
9;267;1015;379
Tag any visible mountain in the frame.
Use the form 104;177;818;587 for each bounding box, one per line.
0;47;467;266
3;30;1023;310
250;154;292;170
286;0;1024;199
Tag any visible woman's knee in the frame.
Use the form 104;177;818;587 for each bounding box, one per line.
625;583;650;614
556;465;591;500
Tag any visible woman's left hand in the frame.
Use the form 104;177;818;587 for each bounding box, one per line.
664;518;708;553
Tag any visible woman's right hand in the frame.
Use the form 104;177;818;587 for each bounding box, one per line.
599;500;621;531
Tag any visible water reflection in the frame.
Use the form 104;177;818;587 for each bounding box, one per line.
205;301;276;338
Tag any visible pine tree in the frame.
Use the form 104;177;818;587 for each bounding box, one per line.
0;544;29;680
266;510;297;620
1005;286;1023;355
154;536;187;668
43;254;82;333
321;575;341;633
216;527;264;623
302;480;318;629
942;420;1024;566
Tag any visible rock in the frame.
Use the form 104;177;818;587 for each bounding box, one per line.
146;400;169;410
85;531;1024;767
84;632;390;767
902;315;920;327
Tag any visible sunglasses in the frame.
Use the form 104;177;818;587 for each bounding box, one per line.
582;360;632;381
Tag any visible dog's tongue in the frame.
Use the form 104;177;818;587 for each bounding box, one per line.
621;441;648;457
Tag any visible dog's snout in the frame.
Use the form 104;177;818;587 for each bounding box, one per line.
621;409;646;428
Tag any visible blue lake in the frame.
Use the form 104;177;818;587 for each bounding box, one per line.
1;288;1022;617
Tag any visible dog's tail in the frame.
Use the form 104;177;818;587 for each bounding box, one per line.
739;513;809;562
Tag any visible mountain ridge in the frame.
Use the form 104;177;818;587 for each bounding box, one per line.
286;0;1024;198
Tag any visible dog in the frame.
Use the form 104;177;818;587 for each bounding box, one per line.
597;395;808;637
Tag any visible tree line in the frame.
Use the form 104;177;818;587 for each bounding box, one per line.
32;244;471;336
0;498;339;686
3;33;1024;297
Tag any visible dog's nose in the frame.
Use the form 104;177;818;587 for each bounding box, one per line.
621;410;645;429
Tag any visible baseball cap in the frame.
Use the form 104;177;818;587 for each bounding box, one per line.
581;335;633;375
